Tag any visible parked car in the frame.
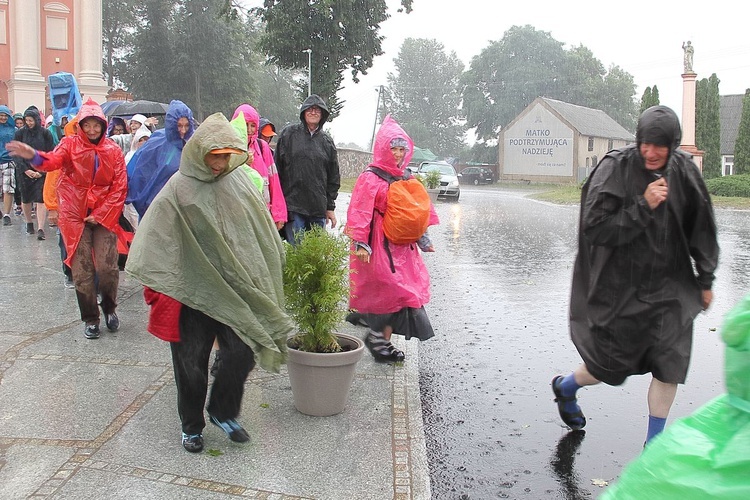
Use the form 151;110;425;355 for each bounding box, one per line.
460;166;494;185
417;161;460;201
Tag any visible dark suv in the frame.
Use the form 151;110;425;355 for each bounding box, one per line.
459;166;494;185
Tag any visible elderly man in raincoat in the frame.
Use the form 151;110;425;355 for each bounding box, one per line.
125;113;294;453
6;99;128;339
551;105;720;445
345;115;439;363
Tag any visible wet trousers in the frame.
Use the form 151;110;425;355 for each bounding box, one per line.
71;223;119;324
170;306;256;435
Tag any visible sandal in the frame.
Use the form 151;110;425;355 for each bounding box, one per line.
551;376;586;430
365;332;405;362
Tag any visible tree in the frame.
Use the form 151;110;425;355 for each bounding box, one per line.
696;74;721;179
120;0;256;120
639;85;660;114
462;25;637;143
386;38;466;157
255;0;413;119
733;89;750;175
102;0;138;88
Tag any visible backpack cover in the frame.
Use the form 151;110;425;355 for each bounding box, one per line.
368;167;430;244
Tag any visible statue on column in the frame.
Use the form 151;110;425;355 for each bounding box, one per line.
682;41;694;73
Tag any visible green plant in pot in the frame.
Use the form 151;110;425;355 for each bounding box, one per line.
282;225;365;416
421;169;442;189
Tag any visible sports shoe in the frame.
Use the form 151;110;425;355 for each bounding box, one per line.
105;312;119;332
64;276;75;289
209;415;250;443
37;228;45;240
2;214;11;226
26;222;34;235
14;206;22;216
181;433;204;453
84;323;101;339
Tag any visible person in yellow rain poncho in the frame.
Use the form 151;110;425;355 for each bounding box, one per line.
125;113;294;453
602;294;750;499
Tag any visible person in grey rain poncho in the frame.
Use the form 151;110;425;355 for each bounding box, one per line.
125;113;294;453
550;106;719;445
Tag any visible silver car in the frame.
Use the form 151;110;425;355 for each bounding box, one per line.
417;161;461;201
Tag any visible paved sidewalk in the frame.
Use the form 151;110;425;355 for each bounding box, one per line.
0;213;430;499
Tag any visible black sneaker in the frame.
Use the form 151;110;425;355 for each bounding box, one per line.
64;276;75;289
26;222;34;235
209;415;250;443
105;312;119;332
181;433;204;453
2;214;11;226
84;324;101;339
37;228;45;240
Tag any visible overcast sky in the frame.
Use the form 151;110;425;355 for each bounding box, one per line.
243;0;750;149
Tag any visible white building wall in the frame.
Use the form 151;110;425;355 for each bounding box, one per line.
501;105;574;179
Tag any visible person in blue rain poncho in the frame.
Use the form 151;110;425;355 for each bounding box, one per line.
126;100;195;218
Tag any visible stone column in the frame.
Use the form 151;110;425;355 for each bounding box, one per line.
680;71;704;171
75;0;109;103
7;0;46;111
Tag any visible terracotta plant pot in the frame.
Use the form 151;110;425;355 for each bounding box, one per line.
286;333;365;416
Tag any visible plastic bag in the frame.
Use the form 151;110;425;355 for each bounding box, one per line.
602;295;750;499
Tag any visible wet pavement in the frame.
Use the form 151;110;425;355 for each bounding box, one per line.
419;186;749;499
0;198;431;500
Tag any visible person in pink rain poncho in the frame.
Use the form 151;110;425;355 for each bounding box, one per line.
231;104;286;229
345;115;439;362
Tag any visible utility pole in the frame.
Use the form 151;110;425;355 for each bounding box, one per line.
370;85;383;151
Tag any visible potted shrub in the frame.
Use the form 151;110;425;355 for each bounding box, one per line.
419;169;442;202
283;225;364;416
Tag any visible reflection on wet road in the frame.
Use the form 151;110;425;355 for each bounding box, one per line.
419;186;748;499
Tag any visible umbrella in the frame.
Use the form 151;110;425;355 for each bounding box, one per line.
105;100;169;118
99;100;127;117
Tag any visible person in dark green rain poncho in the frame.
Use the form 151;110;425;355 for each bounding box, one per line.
602;294;750;499
125;113;294;453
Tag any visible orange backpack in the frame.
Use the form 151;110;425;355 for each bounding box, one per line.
368;167;431;244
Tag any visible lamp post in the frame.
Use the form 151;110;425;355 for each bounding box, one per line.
302;49;312;97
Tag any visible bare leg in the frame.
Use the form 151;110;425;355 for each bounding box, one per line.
36;203;47;230
647;377;677;418
382;325;393;341
573;363;601;387
22;202;33;223
3;193;12;216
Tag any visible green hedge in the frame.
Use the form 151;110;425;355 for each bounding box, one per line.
705;174;750;198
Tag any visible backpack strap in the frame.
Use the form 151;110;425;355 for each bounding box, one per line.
366;166;401;184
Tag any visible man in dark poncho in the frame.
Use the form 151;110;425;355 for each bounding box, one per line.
551;105;719;445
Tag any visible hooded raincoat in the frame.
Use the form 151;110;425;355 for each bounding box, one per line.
275;94;340;218
127;100;194;217
0;105;16;164
346;115;439;328
33;100;127;266
231;104;287;224
569;106;719;386
13;106;54;203
125;113;294;374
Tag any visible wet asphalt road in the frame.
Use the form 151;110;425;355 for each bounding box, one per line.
418;186;749;499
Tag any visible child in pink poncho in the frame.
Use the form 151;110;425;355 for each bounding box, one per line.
231;104;286;229
345;115;439;362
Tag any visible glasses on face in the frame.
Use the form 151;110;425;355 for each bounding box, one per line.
305;107;322;115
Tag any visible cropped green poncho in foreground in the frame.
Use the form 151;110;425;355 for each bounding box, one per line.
125;113;294;373
602;294;750;499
